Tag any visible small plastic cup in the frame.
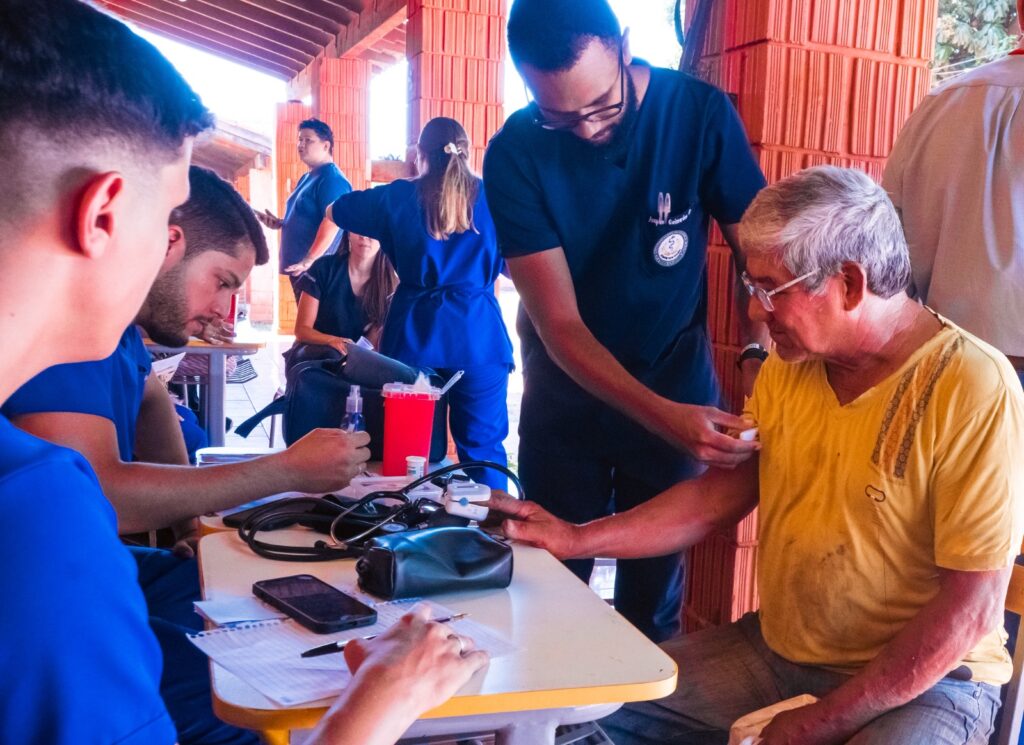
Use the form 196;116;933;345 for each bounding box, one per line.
381;382;441;476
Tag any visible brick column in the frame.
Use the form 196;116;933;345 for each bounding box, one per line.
407;0;507;172
685;0;938;631
275;101;312;334
315;57;371;191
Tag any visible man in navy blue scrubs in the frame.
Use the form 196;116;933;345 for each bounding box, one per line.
483;0;767;641
257;118;352;300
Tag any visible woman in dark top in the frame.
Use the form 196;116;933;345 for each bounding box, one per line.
313;117;514;489
292;231;397;359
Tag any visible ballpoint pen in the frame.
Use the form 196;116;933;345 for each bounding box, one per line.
300;613;469;658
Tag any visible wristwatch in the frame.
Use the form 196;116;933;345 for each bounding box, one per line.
736;343;768;369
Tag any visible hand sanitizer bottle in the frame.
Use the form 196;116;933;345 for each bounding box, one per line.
341;385;365;433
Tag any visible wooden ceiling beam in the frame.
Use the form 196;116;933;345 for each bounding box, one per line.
359;48;400;65
271;0;355;26
107;7;297;78
323;0;366;13
233;0;345;34
122;0;325;56
197;0;335;43
114;0;318;61
373;37;406;56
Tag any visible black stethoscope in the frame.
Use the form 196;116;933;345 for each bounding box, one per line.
237;461;523;562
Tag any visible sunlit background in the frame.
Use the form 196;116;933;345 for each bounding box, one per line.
137;1;682;158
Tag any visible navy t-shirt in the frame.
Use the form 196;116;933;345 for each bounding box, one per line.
281;162;352;271
2;326;151;461
295;252;370;341
0;415;175;744
484;65;765;372
330;178;513;369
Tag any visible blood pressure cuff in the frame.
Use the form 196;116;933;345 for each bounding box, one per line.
356;527;513;600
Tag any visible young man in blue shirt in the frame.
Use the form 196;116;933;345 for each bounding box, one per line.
0;3;487;743
3;165;377;744
483;0;767;641
257;118;353;300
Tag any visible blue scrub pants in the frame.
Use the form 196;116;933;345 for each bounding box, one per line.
131;547;259;745
436;365;510;491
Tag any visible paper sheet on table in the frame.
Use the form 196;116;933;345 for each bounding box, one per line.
194;596;286;625
151;352;186;385
188;600;517;706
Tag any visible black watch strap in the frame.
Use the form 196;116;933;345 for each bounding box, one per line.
737;344;768;368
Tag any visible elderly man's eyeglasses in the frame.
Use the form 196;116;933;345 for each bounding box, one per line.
741;270;817;312
527;52;626;131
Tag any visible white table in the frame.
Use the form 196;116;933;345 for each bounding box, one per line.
198;530;677;744
147;338;265;446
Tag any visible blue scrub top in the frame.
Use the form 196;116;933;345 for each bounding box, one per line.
295;252;370;341
281;162;352;271
2;325;150;461
0;415;175;744
330;178;513;369
484;64;765;385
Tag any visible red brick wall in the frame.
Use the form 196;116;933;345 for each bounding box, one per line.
407;0;507;171
317;57;371;191
685;0;938;632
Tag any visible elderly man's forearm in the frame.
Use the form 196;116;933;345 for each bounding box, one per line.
572;464;759;560
811;567;1010;736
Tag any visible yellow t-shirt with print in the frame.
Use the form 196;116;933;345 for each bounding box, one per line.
746;317;1024;685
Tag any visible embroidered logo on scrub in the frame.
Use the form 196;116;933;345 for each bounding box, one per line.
654;231;688;267
649;192;692;268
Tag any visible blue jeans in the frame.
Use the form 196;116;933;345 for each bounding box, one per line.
437;365;510;491
602;613;1000;744
132;547;259;745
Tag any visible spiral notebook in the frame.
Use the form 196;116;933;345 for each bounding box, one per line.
188;599;516;706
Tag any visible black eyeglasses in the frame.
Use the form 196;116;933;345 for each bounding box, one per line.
527;51;626;131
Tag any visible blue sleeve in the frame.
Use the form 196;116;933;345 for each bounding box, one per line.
698;91;766;225
295;255;331;300
330;183;393;241
2;358;116;423
483;133;562;258
316;168;352;215
0;458;175;745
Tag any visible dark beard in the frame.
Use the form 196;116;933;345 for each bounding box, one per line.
588;69;639;161
136;263;191;348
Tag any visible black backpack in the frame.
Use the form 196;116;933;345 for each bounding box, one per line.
235;345;448;462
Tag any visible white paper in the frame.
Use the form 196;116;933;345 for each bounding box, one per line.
194;596;286;625
188;600;517;706
151;352;186;385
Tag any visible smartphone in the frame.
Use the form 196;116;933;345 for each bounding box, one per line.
252;574;377;634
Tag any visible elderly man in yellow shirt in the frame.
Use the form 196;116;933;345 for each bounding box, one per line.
488;165;1024;745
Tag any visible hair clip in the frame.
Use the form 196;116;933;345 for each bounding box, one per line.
443;142;463;156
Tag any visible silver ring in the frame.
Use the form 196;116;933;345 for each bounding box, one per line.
450;635;466;655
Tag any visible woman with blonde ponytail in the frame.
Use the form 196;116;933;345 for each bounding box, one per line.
316;117;513;489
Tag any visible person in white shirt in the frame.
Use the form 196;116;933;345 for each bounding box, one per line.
883;6;1024;385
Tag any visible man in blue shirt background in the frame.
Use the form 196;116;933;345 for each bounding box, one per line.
483;0;767;642
258;118;352;301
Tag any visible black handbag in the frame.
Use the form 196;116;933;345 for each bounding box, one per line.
356;527;514;600
235;345;448;462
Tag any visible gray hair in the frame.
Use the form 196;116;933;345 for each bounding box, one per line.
738;165;911;298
